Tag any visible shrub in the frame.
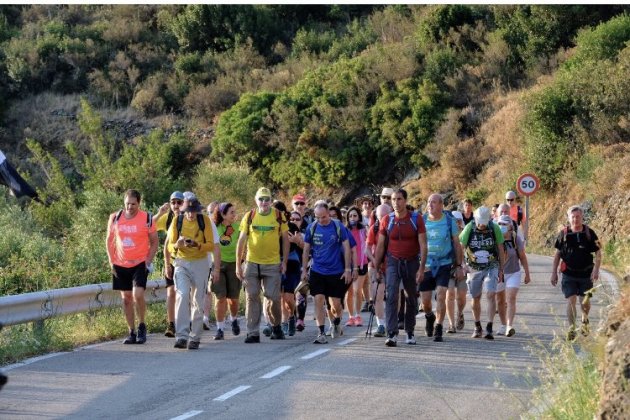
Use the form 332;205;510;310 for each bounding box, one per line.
192;161;260;214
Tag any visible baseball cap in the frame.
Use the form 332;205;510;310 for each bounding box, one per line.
498;214;512;225
380;187;394;197
292;193;306;203
183;191;196;201
255;187;271;199
474;206;491;226
170;191;184;201
451;210;463;222
183;198;204;213
505;191;517;200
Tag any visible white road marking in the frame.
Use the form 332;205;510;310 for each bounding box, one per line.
169;410;203;420
260;365;292;379
337;338;357;346
213;385;251;401
4;352;67;371
300;348;330;360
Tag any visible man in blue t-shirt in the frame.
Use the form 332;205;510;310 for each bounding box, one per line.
302;202;352;344
421;194;464;342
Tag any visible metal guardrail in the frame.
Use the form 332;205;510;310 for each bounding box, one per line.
0;279;167;327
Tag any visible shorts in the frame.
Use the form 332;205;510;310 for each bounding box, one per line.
448;266;467;291
309;270;346;299
357;264;368;276
420;264;451;292
282;260;301;294
561;273;593;299
466;267;499;298
112;263;148;291
165;263;174;287
210;261;241;299
504;271;521;289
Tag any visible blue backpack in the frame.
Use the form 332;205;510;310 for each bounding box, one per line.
309;219;343;244
386;211;422;235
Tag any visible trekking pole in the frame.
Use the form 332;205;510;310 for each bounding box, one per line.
365;280;380;339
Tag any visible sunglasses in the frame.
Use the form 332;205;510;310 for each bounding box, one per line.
293;201;305;206
170;200;183;205
507;198;515;202
381;196;391;199
258;197;271;202
290;218;302;222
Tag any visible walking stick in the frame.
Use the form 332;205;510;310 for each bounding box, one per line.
365;279;381;339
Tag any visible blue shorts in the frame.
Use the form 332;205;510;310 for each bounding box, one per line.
561;273;593;298
282;261;301;294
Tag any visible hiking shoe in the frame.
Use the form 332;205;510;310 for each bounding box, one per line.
506;326;515;337
262;324;272;337
456;313;465;331
296;319;305;332
485;323;494;340
288;317;296;336
164;322;175;338
231;319;240;336
405;333;416;345
361;301;370;312
385;335;397;347
123;331;137;344
174;338;187;349
497;325;507;336
566;328;577;341
281;322;289;336
244;334;260;343
213;329;224;340
355;315;363;326
446;325;456;334
136;323;147;344
331;324;343;338
270;325;286;340
580;319;590;337
203;317;211;331
472;326;483;338
313;333;328;344
345;317;356;327
433;324;443;342
373;324;386;337
187;340;200;350
425;312;436;337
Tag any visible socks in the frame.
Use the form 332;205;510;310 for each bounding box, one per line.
319;325;325;334
333;317;341;326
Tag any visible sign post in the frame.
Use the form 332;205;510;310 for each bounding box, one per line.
516;173;540;242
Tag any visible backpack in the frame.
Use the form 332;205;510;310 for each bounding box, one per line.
558;224;594;272
386;211;421;235
464;220;499;248
113;209;153;228
422;211;455;259
176;213;206;243
165;210;175;232
246;208;284;236
309;219;343;244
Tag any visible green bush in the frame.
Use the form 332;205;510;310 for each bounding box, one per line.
192;161;261;213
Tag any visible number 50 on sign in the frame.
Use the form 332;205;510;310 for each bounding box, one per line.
516;173;540;196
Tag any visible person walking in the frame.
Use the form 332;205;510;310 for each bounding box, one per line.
374;189;428;347
344;206;368;327
446;210;468;333
236;188;289;343
550;205;601;340
106;189;158;344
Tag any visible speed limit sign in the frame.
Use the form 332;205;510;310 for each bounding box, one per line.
516;173;540;196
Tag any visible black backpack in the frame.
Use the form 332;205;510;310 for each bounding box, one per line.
176;213;206;243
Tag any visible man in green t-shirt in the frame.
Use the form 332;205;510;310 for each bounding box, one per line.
236;187;289;343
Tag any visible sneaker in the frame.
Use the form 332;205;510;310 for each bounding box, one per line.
331;323;343;338
313;333;328;344
355;315;363;326
405;333;416;345
446;325;456;334
566;328;577;341
373;324;386;337
456;312;465;331
385;334;397;347
203;317;211;331
484;323;494;340
262;323;272;337
418;303;424;313
187;340;200;350
360;301;370;313
136;323;147;344
231;319;241;336
244;334;260;343
345;317;356;327
433;324;443;342
123;331;137;344
472;326;483;338
164;322;175;338
580;319;590;337
288;317;296;336
425;312;436;337
296;319;305;332
281;322;289;336
326;325;333;337
174;338;187;349
213;329;224;340
270;325;286;340
506;326;515;337
497;325;507;336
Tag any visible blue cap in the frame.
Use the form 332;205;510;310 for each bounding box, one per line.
170;191;184;201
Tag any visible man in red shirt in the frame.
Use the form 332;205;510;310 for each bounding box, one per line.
106;189;158;344
374;189;427;347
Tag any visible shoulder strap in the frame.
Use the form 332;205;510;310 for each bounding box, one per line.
246;209;256;236
410;211;419;232
332;219;342;243
197;213;206;243
275;209;284;235
114;209;123;224
146;211;153;228
387;212;396;233
166;210;174;231
176;214;184;238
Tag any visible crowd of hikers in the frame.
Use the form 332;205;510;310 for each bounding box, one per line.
106;186;602;349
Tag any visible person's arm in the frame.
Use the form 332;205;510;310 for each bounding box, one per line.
342;239;352;284
416;231;427;284
105;214;115;269
281;231;289;274
146;230;158;266
550;250;561;286
592;249;602;281
374;232;386;270
301;242;311;281
517;245;531;284
235;231;248;280
154;203;169;222
452;233;465;281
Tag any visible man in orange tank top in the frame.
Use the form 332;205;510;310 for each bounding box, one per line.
106;189;158;344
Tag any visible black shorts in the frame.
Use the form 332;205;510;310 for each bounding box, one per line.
112;263;148;291
561;273;593;299
309;270;346;299
165;263;174;287
419;265;451;292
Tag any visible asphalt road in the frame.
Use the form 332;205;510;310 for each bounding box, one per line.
0;254;615;420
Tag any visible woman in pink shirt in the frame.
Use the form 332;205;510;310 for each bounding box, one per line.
344;207;368;326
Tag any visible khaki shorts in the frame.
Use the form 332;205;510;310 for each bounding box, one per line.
210;261;241;299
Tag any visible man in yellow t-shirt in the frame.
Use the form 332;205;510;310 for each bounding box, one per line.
236;187;289;343
166;198;219;350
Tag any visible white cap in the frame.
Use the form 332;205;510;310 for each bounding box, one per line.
451;210;464;222
474;206;492;226
498;215;512;225
380;187;394;197
505;191;517;200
